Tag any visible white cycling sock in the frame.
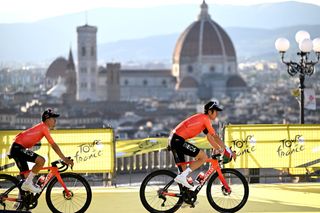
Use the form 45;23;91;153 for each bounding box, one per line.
180;167;192;177
25;172;36;184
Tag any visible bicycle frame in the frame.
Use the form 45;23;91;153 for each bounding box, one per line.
1;163;72;205
163;157;231;197
20;165;72;197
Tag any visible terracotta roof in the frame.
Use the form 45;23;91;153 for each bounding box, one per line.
179;76;199;88
46;57;68;78
173;2;236;63
226;75;247;87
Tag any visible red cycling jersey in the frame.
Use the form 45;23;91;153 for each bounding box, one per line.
14;122;55;148
173;113;216;140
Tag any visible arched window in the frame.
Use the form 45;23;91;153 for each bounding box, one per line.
143;80;148;86
187;65;193;73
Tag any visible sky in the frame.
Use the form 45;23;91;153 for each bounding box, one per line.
1;0;320;23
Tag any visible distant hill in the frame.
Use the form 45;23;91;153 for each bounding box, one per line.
0;1;320;64
99;25;320;63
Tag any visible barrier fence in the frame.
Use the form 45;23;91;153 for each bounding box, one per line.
0;128;114;174
224;124;320;169
0;124;319;178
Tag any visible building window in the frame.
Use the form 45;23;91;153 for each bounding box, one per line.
162;80;167;86
91;47;95;56
91;67;95;73
124;79;129;86
210;66;215;72
80;82;87;88
81;47;86;56
91;82;96;91
187;65;193;73
228;66;232;72
80;68;87;73
143;80;148;86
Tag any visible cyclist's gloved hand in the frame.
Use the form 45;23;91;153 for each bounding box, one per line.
63;157;74;168
222;147;236;164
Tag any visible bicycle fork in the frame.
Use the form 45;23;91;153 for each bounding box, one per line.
216;169;231;194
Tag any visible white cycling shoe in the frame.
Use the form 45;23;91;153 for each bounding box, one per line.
174;175;193;189
21;181;41;194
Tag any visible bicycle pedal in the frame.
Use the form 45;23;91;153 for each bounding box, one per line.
181;201;198;208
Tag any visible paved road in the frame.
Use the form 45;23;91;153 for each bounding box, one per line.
32;183;320;212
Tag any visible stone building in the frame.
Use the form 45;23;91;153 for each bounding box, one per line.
77;24;98;101
77;1;246;102
172;0;246;100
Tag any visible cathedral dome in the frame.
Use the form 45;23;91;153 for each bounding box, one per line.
46;57;68;78
173;1;236;63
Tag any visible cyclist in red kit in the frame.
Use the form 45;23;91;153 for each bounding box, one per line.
169;100;236;189
9;109;73;193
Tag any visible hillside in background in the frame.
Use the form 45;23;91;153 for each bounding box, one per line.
0;1;320;64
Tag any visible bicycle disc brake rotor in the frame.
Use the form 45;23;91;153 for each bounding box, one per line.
63;190;74;200
221;186;231;196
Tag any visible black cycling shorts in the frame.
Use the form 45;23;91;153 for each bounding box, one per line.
169;133;200;163
9;143;39;172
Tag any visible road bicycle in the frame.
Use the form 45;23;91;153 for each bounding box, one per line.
0;157;92;213
140;154;249;212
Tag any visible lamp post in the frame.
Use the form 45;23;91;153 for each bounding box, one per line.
275;30;320;124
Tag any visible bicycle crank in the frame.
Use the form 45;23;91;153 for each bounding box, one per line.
183;190;197;208
24;192;38;210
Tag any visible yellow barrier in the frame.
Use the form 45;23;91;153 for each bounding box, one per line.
116;137;211;158
0;129;114;174
116;138;167;158
2;124;319;173
224;124;320;169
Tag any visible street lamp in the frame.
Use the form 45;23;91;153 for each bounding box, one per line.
275;30;320;124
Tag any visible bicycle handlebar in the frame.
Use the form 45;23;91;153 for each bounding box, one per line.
51;157;73;172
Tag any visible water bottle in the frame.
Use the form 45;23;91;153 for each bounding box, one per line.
195;172;205;184
36;175;46;187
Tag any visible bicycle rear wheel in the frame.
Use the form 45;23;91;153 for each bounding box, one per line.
206;168;249;212
139;169;183;213
0;174;23;210
45;172;92;213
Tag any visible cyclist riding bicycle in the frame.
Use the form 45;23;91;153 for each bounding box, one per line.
169;100;236;189
8;108;74;194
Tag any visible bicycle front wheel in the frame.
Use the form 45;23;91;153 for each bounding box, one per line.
140;169;183;213
206;168;249;212
0;174;23;210
45;172;92;213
